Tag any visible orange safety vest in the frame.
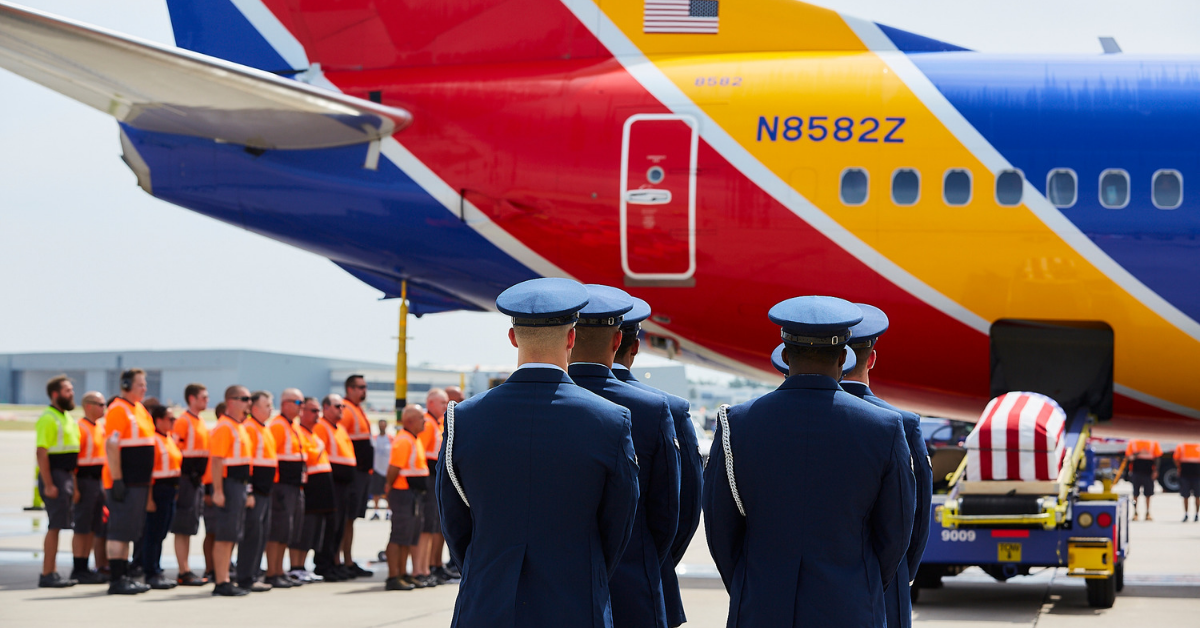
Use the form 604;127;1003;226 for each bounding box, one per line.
209;416;252;477
245;417;278;468
102;397;157;488
1125;439;1163;460
1175;443;1200;465
269;415;303;462
77;416;107;467
420;412;444;461
152;432;183;479
316;417;356;467
389;429;429;490
341;400;372;442
173;410;211;458
298;423;332;475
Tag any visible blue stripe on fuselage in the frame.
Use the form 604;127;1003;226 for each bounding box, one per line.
120;125;538;312
910;54;1200;321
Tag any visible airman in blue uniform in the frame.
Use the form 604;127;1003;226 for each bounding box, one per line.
568;285;680;628
703;296;916;628
838;304;933;628
612;297;703;628
436;278;640;628
771;343;856;378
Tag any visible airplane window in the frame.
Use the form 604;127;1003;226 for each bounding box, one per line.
1099;169;1129;209
1047;169;1077;208
1153;170;1183;209
891;169;919;205
995;169;1023;206
943;169;972;206
840;168;869;206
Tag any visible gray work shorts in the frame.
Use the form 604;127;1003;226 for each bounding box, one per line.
347;470;371;519
170;474;205;536
73;474;106;535
369;472;388;498
269;483;305;546
39;469;75;530
421;483;440;534
1131;472;1156;497
1179;475;1200;499
388;488;423;547
203;477;247;543
105;484;149;543
296;511;330;552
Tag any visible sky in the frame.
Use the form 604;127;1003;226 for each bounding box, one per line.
3;0;1200;372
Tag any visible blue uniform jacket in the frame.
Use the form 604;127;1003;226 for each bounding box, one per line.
841;381;933;628
703;374;916;628
570;363;681;628
614;365;704;628
437;367;640;628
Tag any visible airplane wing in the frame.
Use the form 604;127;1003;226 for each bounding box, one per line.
0;2;411;150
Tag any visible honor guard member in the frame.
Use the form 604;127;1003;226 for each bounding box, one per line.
838;304;932;628
103;369;156;595
419;388;449;586
703;297;915;628
73;391;110;584
239;391;279;592
35;375;80;588
437;278;640;628
144;404;182;589
385;405;430;591
612;297;700;628
172;383;211;586
568;285;679;628
1125;438;1162;520
340;375;375;578
266;388;306;587
209;386;254;597
291;397;336;584
315;394;357;580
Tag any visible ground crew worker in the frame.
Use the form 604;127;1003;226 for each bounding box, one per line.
72;390;110;584
35;375;80;588
103;368;156;595
612;297;703;628
1173;442;1200;522
370;418;392;519
703;296;915;627
568;285;679;628
315;393;356;581
143;403;181;589
209;386;254;597
418;388;448;586
266;388;306;588
438;278;640;628
290;396;335;584
1126;438;1162;520
339;375;374;578
238;390;278;592
385;404;429;591
172;383;210;586
200;400;227;584
838;304;933;628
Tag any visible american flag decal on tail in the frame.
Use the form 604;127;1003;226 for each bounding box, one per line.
644;0;720;34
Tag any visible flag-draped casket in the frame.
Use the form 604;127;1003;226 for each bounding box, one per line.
966;392;1067;482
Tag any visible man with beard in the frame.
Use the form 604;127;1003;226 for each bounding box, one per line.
36;375;81;588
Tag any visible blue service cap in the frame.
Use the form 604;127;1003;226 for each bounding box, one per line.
771;343;857;376
621;297;652;330
577;285;635;327
496;278;589;327
848;303;890;349
768;296;863;347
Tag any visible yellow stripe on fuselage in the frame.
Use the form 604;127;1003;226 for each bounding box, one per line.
598;4;1200;415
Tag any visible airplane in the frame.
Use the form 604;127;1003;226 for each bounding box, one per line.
2;0;1198;443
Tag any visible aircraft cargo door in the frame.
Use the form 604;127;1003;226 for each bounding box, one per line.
620;114;698;283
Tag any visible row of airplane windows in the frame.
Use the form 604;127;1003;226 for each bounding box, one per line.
838;167;1185;210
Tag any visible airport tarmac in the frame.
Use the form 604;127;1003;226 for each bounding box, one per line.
1;430;1197;627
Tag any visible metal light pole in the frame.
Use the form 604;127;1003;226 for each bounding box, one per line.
395;280;408;421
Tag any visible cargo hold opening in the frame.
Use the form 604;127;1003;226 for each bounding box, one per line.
989;320;1114;421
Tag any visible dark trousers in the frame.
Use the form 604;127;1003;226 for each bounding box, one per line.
142;483;177;576
316;480;349;570
237;492;271;584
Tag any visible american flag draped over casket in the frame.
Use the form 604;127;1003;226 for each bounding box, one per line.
966;392;1067;482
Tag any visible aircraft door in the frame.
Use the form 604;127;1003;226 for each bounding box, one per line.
620;114;698;282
